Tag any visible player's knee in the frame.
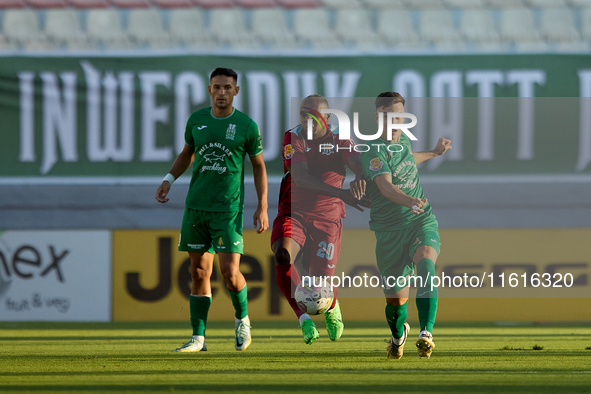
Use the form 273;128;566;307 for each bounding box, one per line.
193;267;210;282
274;247;291;265
386;297;408;306
220;265;239;282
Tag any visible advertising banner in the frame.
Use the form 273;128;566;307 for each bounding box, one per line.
1;54;591;180
0;231;111;321
112;229;591;322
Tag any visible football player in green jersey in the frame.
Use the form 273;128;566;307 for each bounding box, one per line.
156;68;269;353
361;92;451;359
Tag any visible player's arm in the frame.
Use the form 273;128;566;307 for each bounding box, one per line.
250;153;269;234
374;173;427;215
344;155;366;200
290;161;368;211
155;144;194;203
413;138;452;164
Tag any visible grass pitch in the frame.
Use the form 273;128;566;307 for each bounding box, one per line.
1;321;590;393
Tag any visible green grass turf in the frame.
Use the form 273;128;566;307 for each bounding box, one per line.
1;321;591;393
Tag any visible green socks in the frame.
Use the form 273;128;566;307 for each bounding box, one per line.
228;284;248;319
190;294;212;336
386;301;408;339
189;285;247;336
416;258;438;333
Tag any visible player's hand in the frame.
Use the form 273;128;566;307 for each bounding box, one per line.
408;198;427;215
349;175;366;200
253;205;269;234
433;138;452;156
155;181;171;203
339;189;371;212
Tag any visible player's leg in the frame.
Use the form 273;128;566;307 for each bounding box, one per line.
175;209;214;352
271;214;304;318
308;220;344;341
208;210;252;350
218;252;252;351
385;288;411;360
272;214;319;344
409;219;441;359
375;230;413;359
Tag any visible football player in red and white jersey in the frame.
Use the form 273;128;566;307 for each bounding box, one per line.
271;94;369;344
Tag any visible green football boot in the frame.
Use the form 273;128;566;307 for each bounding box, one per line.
301;318;320;345
324;300;344;341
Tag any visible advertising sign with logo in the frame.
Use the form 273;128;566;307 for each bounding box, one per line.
0;231;111;321
113;229;591;322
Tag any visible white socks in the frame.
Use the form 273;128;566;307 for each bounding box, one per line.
191;335;204;343
299;314;311;327
235;315;250;326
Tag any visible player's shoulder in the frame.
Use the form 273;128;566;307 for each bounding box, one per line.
232;108;257;127
189;107;211;118
286;125;305;142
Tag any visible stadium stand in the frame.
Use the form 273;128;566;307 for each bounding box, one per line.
583;7;591;41
45;8;94;49
363;0;407;8
251;7;300;49
376;9;424;49
276;0;319;8
235;0;277;7
461;9;506;51
406;0;445;8
500;7;548;51
67;0;109;7
109;0;151;7
321;0;362;8
444;0;486;8
487;0;524;7
86;8;133;49
193;0;235;8
3;8;51;50
0;0;589;52
293;7;340;49
420;8;466;51
169;7;213;49
27;0;67;8
209;7;257;48
127;8;174;48
334;8;381;49
154;0;193;7
0;0;27;8
526;0;567;7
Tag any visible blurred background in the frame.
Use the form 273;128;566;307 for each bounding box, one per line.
0;0;590;324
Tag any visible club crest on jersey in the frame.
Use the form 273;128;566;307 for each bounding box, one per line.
369;157;383;171
225;123;237;140
319;143;335;155
284;144;293;160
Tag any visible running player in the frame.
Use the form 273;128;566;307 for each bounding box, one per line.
361;92;451;359
271;94;369;345
156;68;268;353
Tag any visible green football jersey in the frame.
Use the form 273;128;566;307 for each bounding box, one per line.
184;107;263;212
361;135;433;231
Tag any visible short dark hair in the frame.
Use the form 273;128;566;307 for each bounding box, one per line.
303;94;329;107
210;68;238;83
375;92;405;109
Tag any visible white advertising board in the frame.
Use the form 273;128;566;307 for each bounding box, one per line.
0;231;111;321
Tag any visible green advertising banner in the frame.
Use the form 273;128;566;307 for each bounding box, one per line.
1;54;590;180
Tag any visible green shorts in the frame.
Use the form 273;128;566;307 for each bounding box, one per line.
179;209;243;254
374;217;441;294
